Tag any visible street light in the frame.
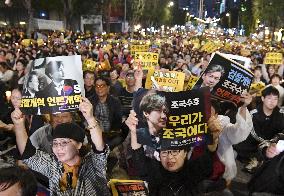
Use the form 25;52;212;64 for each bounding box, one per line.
226;13;230;17
168;1;174;7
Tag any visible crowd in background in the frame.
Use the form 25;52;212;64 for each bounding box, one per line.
0;27;284;196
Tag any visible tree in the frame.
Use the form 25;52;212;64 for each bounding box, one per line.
22;0;33;37
252;0;284;38
127;0;145;34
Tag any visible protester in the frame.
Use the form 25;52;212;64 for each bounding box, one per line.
11;97;110;196
235;86;284;173
0;166;37;196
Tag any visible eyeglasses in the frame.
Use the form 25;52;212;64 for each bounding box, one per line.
52;140;72;148
160;150;181;157
95;84;107;89
126;74;135;79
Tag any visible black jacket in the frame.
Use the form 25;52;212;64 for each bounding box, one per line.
132;147;214;196
89;94;122;132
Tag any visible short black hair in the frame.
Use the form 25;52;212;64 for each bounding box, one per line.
95;76;111;86
83;70;95;78
262;86;279;98
0;166;37;196
269;74;282;83
45;60;63;78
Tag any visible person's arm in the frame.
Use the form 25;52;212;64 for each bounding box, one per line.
261;64;270;83
79;97;104;151
125;110;142;150
278;64;284;77
223;92;253;144
11;108;28;155
0;120;14;131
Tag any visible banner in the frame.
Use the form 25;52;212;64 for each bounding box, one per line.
21;39;32;47
130;44;149;56
200;41;219;53
21;55;84;115
83;59;96;72
192;52;254;107
109;179;149;196
145;69;185;92
264;52;283;65
249;81;266;96
133;88;211;150
134;52;159;69
33;18;64;31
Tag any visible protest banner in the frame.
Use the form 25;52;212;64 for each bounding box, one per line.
145;69;185;92
33;18;64;31
264;52;283;65
130;44;149;56
192;52;254;107
21;39;32;47
134;52;159;69
133;88;211;150
186;75;199;90
221;53;252;69
200;41;219;53
20;55;84;115
109;179;149;196
83;59;96;72
249;81;266;96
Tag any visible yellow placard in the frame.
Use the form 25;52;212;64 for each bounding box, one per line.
21;39;32;47
83;59;96;72
134;52;159;69
249;81;266;96
264;52;283;65
130;44;149;56
186;75;199;90
37;39;45;46
145;69;185;92
201;41;219;53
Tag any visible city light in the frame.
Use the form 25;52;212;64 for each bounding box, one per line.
226;13;230;17
168;1;174;7
19;21;26;25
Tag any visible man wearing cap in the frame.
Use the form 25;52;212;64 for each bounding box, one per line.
11;97;110;196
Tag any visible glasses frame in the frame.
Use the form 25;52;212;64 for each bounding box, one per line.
160;150;181;157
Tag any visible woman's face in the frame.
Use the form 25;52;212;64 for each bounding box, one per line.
11;89;22;108
16;62;25;72
52;138;81;164
160;149;187;172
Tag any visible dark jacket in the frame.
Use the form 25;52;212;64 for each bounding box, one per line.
89;94;122;133
132;147;214;196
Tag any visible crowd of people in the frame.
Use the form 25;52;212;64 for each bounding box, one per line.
0;27;284;196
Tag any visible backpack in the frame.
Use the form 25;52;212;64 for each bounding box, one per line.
248;152;284;195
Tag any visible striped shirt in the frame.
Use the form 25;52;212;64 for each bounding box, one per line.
22;140;111;196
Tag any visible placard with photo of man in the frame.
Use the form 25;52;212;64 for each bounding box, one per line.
21;55;84;115
193;52;254;107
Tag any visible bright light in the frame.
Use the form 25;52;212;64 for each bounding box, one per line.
168;1;174;7
226;13;230;17
41;13;46;17
134;24;141;31
19;21;26;25
0;22;7;26
186;13;190;16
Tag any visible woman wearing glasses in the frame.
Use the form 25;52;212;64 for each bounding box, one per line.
11;97;110;196
126;109;221;196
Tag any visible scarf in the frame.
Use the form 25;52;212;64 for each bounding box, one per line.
59;159;81;191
